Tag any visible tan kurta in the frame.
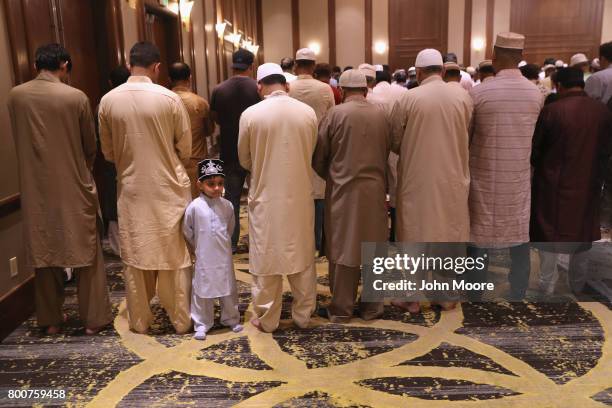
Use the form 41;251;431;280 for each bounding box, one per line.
313;95;390;266
8;72;98;268
469;69;543;245
238;90;318;276
172;85;215;198
391;75;473;242
98;76;192;270
289;74;335;199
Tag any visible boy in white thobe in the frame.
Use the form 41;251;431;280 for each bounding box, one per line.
183;159;243;340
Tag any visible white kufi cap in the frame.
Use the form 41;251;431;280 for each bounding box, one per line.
415;49;443;68
257;63;284;82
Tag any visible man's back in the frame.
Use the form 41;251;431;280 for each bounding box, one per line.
469;69;543;244
585;66;612;104
288;75;334;121
210;76;260;164
8;72;98;267
173;86;212;159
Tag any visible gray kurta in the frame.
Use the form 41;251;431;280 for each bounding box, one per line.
313;95;390;267
8;72;98;268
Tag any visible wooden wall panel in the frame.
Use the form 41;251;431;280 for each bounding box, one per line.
388;0;448;70
510;0;604;64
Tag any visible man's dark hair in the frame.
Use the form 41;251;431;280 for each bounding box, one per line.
169;62;191;82
382;64;390;72
129;41;161;68
35;43;72;72
479;65;495;75
314;63;332;79
444;69;461;80
520;64;540;81
296;59;315;69
543;57;556;66
393;71;407;83
109;65;130;88
422;65;443;74
556;67;585;89
600;41;612;62
376;70;392;84
332;65;342;73
259;74;287;86
343;66;353;71
280;57;294;71
443;53;458;63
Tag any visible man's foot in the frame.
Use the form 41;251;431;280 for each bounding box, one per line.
85;326;105;335
391;300;421;314
435;301;457;311
193;328;206;340
250;318;266;332
231;324;244;333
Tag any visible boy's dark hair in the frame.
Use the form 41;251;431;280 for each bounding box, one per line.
600;41;612;62
259;74;287;86
169;62;191;82
393;71;407;83
314;63;332;78
129;41;161;68
556;67;585;89
109;65;130;88
35;43;72;72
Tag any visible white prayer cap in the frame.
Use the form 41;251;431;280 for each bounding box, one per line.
570;53;588;67
466;66;476;75
415;49;443;68
256;63;284;82
555;59;564;68
518;60;527;67
543;64;555;71
375;64;384;71
408;66;416;74
339;69;367;88
358;63;376;79
295;48;316;61
494;32;525;50
592;58;600;69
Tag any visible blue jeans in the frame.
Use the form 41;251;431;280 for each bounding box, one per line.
224;165;247;250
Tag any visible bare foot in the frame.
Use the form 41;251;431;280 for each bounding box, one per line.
250;318;265;332
391;300;421;314
85;326;105;335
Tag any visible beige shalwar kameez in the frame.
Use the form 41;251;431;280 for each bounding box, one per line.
8;72;112;329
99;76;193;333
238;90;318;332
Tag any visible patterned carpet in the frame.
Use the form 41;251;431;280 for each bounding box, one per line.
1;208;611;407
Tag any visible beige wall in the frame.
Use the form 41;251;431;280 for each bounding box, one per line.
371;0;389;65
603;0;612;43
0;5;31;300
470;0;487;66
299;0;329;62
448;0;465;64
262;0;293;63
336;0;365;68
121;0;140;62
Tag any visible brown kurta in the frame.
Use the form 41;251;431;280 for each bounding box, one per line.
313;95;390;266
8;72;98;268
390;75;473;242
530;90;612;242
172;85;214;198
98;76;192;270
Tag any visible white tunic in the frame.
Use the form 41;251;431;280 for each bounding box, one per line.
183;194;236;298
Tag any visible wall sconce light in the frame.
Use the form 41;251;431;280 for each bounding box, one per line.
472;37;485;51
308;41;321;55
215;22;227;38
374;41;387;55
180;0;194;27
128;0;137;9
225;33;241;47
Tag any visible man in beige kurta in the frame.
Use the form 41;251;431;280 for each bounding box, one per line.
238;63;318;333
390;49;473;312
170;62;215;198
8;43;111;334
390;50;473;242
98;42;192;334
288;48;335;254
313;70;390;322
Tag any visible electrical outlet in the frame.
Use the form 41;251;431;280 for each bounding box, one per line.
9;257;18;278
